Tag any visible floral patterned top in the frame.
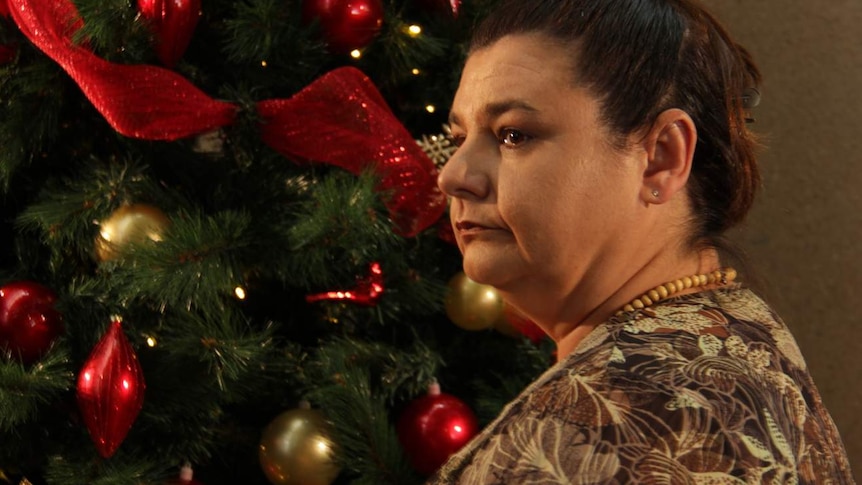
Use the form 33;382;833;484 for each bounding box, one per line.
428;287;854;484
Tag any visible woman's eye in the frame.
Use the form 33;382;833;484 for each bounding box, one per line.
499;128;530;147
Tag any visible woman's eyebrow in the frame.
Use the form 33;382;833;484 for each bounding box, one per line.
448;99;540;127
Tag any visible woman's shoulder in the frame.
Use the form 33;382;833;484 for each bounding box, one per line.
588;286;809;372
529;287;824;439
429;287;854;484
552;286;816;411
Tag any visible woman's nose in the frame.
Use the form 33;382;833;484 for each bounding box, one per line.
437;140;491;201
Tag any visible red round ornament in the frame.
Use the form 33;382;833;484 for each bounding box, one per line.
76;317;146;458
0;281;63;364
397;382;478;476
137;0;201;67
302;0;385;54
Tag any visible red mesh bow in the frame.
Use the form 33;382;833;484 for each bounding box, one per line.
9;0;445;236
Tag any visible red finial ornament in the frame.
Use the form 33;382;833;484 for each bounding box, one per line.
76;317;146;458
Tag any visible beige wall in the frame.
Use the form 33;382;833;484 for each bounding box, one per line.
709;0;862;474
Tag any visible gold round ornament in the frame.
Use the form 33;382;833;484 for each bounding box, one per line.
95;204;170;262
259;406;341;485
444;272;504;331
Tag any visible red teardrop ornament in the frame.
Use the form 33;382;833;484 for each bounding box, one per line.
76;318;146;458
137;0;201;67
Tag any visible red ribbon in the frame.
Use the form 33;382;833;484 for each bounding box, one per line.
9;0;445;237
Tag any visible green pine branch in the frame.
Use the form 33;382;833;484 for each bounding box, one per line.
0;348;73;433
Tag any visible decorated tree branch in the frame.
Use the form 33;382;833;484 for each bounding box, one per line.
0;0;553;483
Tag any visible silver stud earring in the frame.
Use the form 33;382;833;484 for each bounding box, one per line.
651;189;660;198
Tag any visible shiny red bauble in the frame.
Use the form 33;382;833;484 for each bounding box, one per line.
137;0;201;67
76;318;146;458
302;0;384;54
0;280;63;364
397;382;478;476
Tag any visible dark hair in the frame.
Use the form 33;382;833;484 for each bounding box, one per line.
469;0;762;246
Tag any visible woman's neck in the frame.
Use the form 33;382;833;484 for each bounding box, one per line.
523;248;724;362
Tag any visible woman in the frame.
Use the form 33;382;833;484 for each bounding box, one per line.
431;0;854;483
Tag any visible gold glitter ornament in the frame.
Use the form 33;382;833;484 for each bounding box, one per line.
444;272;504;331
95;204;171;262
259;403;341;485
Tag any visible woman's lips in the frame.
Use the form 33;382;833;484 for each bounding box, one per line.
455;221;494;236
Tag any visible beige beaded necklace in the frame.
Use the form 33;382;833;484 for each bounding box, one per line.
615;267;737;316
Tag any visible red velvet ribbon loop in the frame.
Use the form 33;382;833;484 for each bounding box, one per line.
9;0;444;236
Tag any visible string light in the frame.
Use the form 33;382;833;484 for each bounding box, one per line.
425;104;436;113
350;49;362;59
411;68;421;75
261;60;268;67
146;336;157;347
234;286;247;300
407;24;422;37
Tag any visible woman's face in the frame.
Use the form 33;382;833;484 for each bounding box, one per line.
439;33;647;298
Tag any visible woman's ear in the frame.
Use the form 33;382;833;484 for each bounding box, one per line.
640;109;697;204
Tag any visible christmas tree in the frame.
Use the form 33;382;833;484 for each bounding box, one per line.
0;0;553;483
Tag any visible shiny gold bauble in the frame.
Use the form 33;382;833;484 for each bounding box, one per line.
259;407;341;485
95;204;170;262
444;272;504;331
